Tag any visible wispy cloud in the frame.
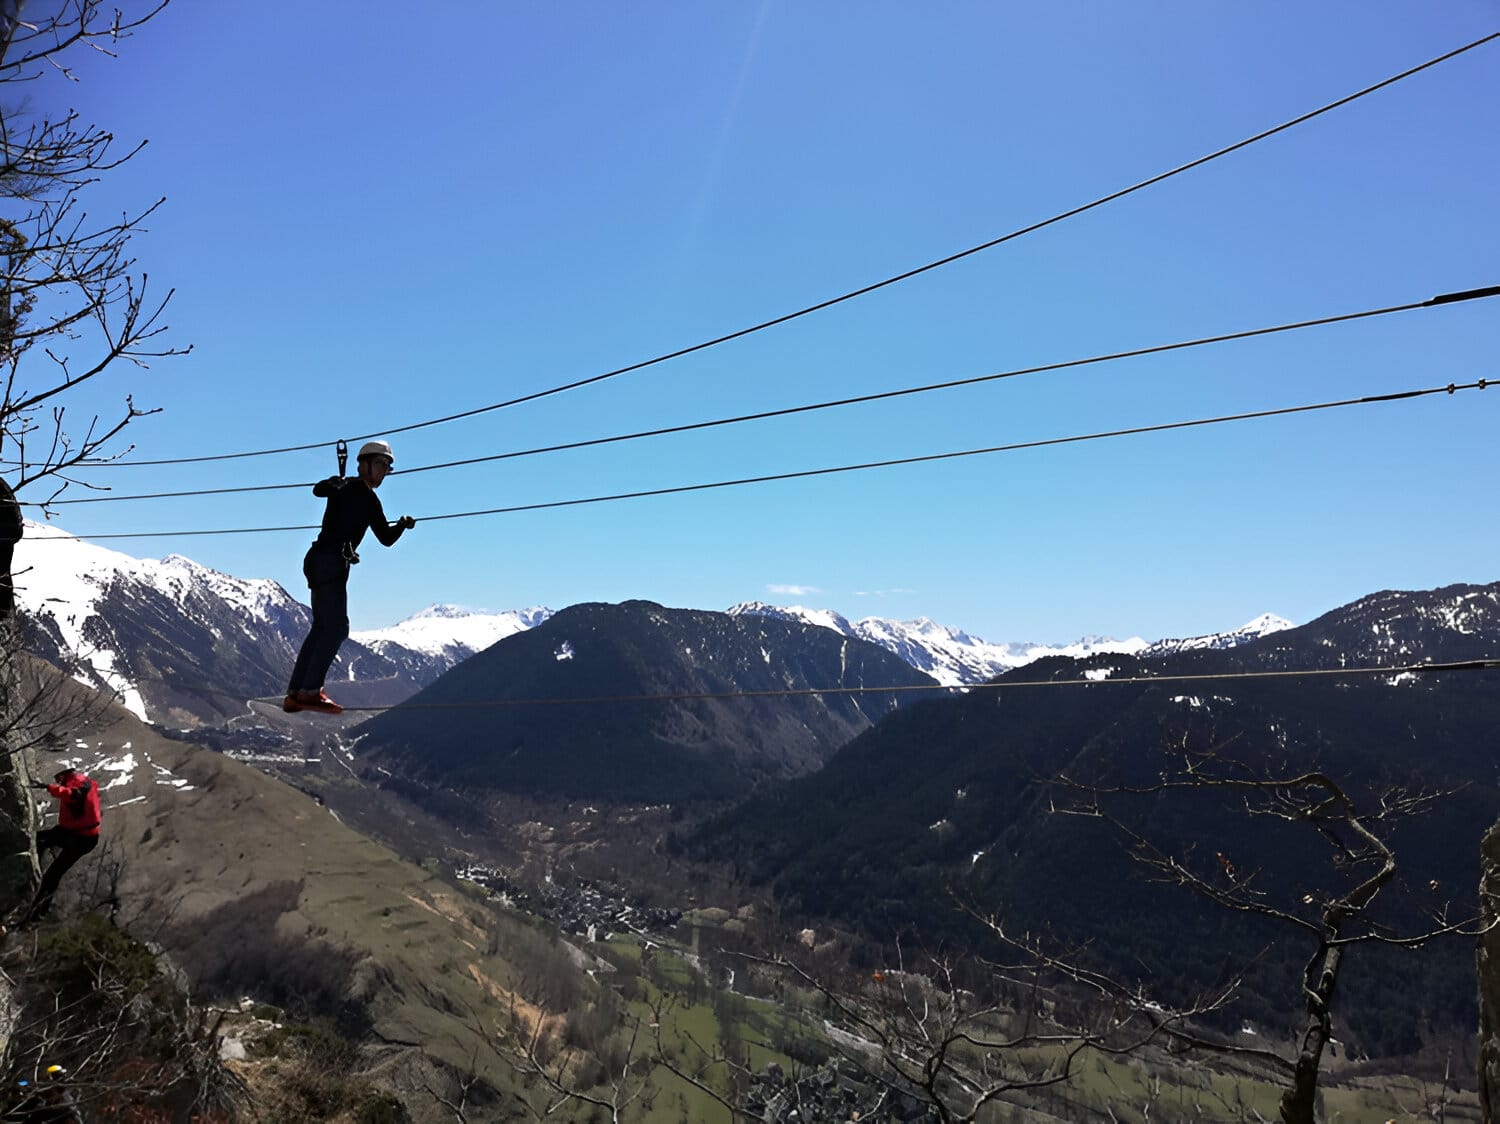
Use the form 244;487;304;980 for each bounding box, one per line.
768;583;822;597
853;588;916;598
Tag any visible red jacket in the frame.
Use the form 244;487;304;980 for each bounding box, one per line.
47;773;101;837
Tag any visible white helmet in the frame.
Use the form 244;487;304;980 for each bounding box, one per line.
357;440;394;465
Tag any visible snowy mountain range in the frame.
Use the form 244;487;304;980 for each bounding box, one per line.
726;602;1292;686
14;522;1292;722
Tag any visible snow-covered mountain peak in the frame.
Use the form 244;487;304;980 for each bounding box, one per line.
20;522;287;615
730;602;1054;686
1242;613;1294;636
1143;612;1294;656
727;601;855;635
352;605;553;661
866;616;973;645
408;603;491;621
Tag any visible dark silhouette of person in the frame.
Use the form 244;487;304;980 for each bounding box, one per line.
21;769;101;925
284;440;415;714
0;474;21;619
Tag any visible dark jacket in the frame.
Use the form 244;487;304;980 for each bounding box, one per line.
310;476;405;560
0;477;21;545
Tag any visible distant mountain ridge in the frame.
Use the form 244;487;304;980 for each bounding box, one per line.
1140;611;1293;656
728;601;1291;686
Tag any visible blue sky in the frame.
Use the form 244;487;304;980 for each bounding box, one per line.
23;2;1500;641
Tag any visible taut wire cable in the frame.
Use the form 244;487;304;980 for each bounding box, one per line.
30;285;1500;508
25;377;1492;542
63;35;1500;470
217;657;1499;712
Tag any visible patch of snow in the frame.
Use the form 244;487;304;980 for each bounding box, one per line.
555;641;575;662
1083;668;1114;682
94;753;137;790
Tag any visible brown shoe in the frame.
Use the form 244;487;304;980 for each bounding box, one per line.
282;694;303;713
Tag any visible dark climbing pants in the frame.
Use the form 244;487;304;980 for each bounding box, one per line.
0;540;14;619
24;827;98;923
287;547;350;693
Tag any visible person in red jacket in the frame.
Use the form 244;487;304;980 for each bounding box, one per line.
21;768;101;925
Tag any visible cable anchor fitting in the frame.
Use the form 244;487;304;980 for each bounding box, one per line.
336;440;348;477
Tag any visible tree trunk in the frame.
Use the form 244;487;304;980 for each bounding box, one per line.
0;641;37;919
1477;821;1500;1122
1280;940;1341;1124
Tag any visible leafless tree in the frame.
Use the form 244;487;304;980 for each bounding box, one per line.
0;0;185;506
0;0;180;915
421;1042;485;1123
5;642;122;757
0;8;216;1118
720;932;1272;1124
475;914;1257;1124
1046;733;1496;1124
0;634;122;907
0;905;241;1120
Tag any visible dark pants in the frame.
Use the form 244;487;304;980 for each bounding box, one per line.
0;539;13;619
287;547;350;693
24;827;98;923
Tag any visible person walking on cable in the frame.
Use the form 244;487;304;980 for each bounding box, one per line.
20;769;101;925
284;440;415;714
